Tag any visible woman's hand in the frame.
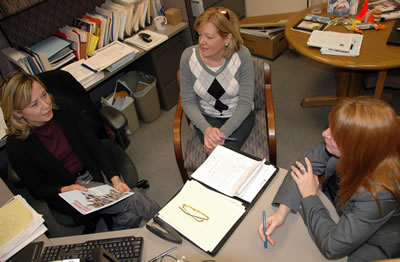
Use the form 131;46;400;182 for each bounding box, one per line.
258;205;290;246
204;127;224;154
111;176;131;192
60;184;87;193
290;157;319;198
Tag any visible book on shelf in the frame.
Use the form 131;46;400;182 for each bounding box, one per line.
292;14;331;33
0;195;47;261
59;184;134;215
157;145;278;255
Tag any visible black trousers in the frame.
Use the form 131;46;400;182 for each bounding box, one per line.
195;110;255;151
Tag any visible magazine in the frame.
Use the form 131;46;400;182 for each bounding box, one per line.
368;0;400;13
59;184;134;215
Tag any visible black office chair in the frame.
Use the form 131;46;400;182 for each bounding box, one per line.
6;70;148;236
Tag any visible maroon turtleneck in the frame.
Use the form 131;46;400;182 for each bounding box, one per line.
33;118;83;174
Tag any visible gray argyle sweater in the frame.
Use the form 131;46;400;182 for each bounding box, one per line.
179;45;254;137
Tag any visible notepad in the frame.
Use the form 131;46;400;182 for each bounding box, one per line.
307;30;354;52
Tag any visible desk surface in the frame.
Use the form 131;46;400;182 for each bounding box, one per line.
285;5;400;71
85;22;188;91
49;168;347;262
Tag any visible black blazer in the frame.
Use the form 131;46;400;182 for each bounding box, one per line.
6;108;119;214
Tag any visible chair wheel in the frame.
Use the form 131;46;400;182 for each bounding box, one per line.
136;179;149;189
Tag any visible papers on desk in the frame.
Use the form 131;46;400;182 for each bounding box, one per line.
0;195;47;261
157;146;277;255
158;180;246;253
192;145;276;203
124;30;168;50
82;41;138;72
307;31;363;56
61;59;105;90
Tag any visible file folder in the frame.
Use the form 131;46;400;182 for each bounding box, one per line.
157;145;279;256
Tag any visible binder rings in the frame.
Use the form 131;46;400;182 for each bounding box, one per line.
157;145;279;256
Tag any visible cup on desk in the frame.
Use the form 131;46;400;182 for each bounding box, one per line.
154;16;168;31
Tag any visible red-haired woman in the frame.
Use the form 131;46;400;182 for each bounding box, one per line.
259;97;400;261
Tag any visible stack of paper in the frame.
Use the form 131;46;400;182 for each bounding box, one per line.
0;195;47;261
82;41;138;72
30;36;75;69
240;27;284;39
307;31;363;56
61;60;105;90
124;29;168;50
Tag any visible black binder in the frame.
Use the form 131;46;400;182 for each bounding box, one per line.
155;146;279;256
387;19;400;46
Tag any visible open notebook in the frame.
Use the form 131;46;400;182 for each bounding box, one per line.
157;146;278;255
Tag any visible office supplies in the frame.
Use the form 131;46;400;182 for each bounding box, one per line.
146;216;182;244
320;33;363;56
139;32;152;42
124;30;168;50
148;246;177;262
220;136;240;141
263;210;268;248
40;236;143;261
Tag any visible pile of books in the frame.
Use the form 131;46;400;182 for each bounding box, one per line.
307;30;364;57
1;0;152;75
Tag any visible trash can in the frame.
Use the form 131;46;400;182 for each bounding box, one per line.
104;94;140;133
118;71;161;123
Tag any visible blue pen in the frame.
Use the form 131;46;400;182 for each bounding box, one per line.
220;137;240;141
263;210;268;248
81;63;98;73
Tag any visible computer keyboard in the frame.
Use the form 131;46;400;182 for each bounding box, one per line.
40;236;143;262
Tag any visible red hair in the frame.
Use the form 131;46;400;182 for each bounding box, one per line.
329;97;400;209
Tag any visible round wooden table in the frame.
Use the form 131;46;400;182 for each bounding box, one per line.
285;5;400;106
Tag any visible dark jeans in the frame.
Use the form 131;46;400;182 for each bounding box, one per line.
195;110;255;151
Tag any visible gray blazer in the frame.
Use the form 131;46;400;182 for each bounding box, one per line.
273;142;400;261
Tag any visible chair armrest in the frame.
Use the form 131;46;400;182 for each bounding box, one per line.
99;106;127;131
264;62;277;166
173;94;189;183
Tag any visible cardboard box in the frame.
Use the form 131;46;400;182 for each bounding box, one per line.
241;32;288;60
165;8;183;25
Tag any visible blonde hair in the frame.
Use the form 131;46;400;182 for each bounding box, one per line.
194;7;243;58
329;97;400;209
0;72;56;140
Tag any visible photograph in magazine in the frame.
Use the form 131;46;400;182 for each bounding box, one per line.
59;184;134;215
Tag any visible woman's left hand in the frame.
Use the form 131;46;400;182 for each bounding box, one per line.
290;157;319;198
111;176;131;192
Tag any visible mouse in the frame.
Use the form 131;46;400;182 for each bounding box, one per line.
139;32;152;43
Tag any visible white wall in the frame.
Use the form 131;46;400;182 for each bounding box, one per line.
244;0;326;17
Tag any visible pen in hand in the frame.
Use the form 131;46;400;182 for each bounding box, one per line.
263;210;268;248
220;137;240;141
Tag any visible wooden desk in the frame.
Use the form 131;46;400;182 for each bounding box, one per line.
285;5;400;107
49;168;347;262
